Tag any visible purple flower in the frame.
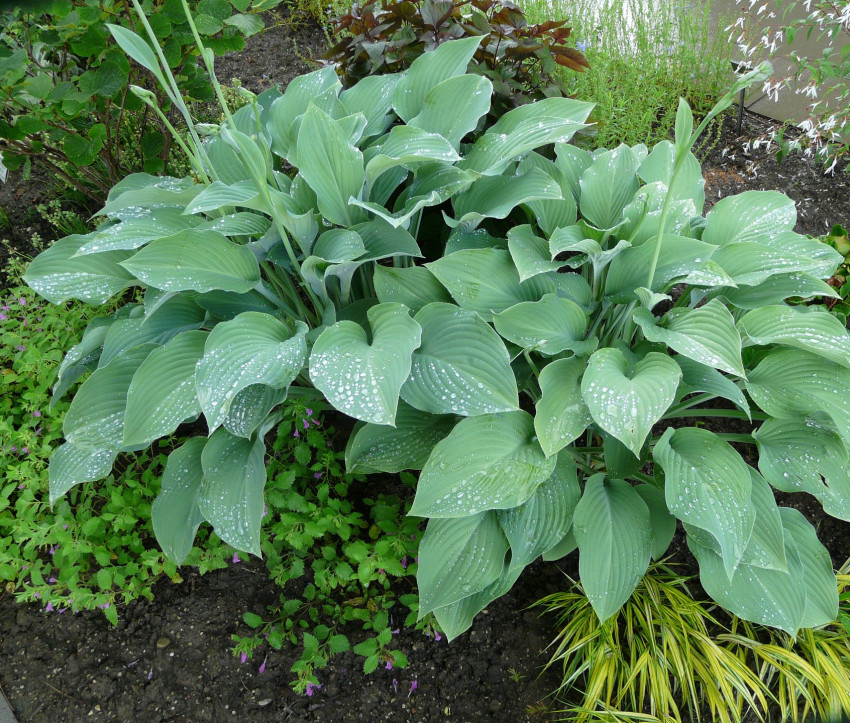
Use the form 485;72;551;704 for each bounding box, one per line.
21;447;29;455
49;546;56;555
1;305;8;311
10;446;17;453
305;682;322;697
14;345;25;352
62;524;68;530
302;418;310;430
258;658;267;674
434;631;442;642
232;553;240;564
0;313;6;321
32;410;41;418
19;297;26;305
392;678;398;693
385;660;393;670
293;429;300;438
240;652;247;664
401;557;408;569
263;504;268;517
48;577;56;583
408;680;418;697
45;602;53;612
147;669;153;680
305;408;313;417
313;472;323;479
34;592;39;598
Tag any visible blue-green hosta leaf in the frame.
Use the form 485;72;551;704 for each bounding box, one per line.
97;175;201;219
364;125;460;187
411;411;555;517
549;225;630;271
267;66;341;160
373;265;453;313
497;453;580;570
674;356;750;416
206;137;250;186
197;312;307;432
74;208;202;255
711;243;822;286
738;305;850;368
99;295;206;366
119;229;260;293
408;73;492;149
345;401;457;473
555;143;593;201
492;293;589;356
759;230;842;279
635;484;676;560
123;331;207;447
703;190;796;247
392;36;482;122
633;300;745;377
351;218;422;261
535;357;593;458
340;73;401;139
222;385;288;439
778;508;839;628
152;437;207;565
194;289;279;318
183;180;261;215
574;475;652;622
51;315;121;407
720;273;840;310
401;302;518;416
310;303;421;425
581;349;681;456
195;212;271;238
550;271;594;311
746;348;850;446
754;415;850;522
507;225;563;281
621;182;696;246
451;168;562;227
199;428;266;557
416;510;507;616
637;140;705;210
579;145;641;230
63;343;157;452
312;229;366;263
460;98;593;175
49;443;118;505
604;235;718;301
517;152;577;235
687;522;805;636
24;234;137;304
426;248;555;321
297;104;365;227
654;427;755;579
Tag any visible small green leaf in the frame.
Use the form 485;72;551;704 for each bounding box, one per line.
534;357;593;458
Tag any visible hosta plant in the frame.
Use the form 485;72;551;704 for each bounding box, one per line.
23;25;848;643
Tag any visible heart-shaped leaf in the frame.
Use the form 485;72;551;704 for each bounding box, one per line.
703;190;796;246
411;411;555;518
581;348;681;455
408;74;492;149
310;302;421;425
493;293;589;357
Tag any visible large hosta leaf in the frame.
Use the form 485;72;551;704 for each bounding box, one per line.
746;348;850;446
702;190;796;246
297;104;365;226
152;437;207;565
416;511;507;616
754;414;850;522
637;140;705;210
674;356;750;416
123;331;207;447
451;168;562;226
408;73;492;149
199;428;266;557
710;243;821;286
497;453;580;570
75;208;202;256
573;475;652;622
49;443;118;505
720;273;840;310
340;73;400;139
63;343;157;452
364;125;460;187
654;427;755;579
507;225;563;281
310;303;421;425
579;145;640;229
373;265;453;313
345;401;457;473
535;357;593;458
427;248;555;321
401;302;518;416
738;305;850;368
119;229;260;293
581;349;681;455
633;300;745;377
51;317;115;406
635;484;676;560
24;233;137;304
410;411;555;517
197;313;308;432
493;293;589;356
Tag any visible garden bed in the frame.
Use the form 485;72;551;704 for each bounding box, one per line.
1;16;850;723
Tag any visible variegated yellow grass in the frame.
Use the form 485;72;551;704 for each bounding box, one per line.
535;562;850;723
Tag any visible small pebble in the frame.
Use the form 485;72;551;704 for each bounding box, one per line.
156;637;171;649
258;698;272;706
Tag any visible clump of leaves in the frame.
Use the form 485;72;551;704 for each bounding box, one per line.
536;564;850;722
818;223;850;322
232;401;422;694
322;0;589;120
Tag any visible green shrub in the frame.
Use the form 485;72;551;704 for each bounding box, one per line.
0;0;272;201
323;0;589;122
23;26;850;646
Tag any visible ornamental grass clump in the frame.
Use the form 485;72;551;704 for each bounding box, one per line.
22;1;850;645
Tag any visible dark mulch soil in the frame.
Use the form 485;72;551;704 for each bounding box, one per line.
1;17;850;723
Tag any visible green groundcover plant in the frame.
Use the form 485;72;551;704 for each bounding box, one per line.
23;17;850;642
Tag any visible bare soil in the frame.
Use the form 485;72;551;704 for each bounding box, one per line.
1;18;849;723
